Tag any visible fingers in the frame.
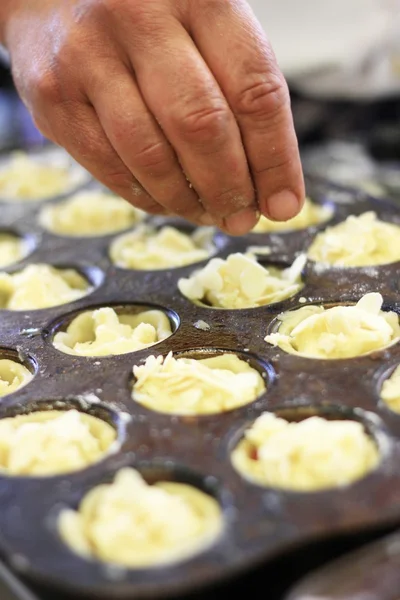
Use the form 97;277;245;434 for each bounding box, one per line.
44;99;170;215
187;0;305;221
87;61;212;225
113;6;258;235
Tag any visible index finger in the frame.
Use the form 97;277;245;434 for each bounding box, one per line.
187;0;305;221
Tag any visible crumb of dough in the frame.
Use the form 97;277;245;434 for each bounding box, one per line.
0;234;29;267
193;319;210;331
0;410;116;476
0;264;91;310
178;252;305;309
53;308;173;356
59;467;222;567
308;212;400;267
381;365;400;413
0;151;72;201
0;359;32;397
110;225;212;270
132;352;265;415
265;292;400;359
231;412;379;491
39;191;144;236
246;245;271;255
252;198;333;233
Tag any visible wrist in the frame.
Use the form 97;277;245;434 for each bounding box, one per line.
0;1;19;46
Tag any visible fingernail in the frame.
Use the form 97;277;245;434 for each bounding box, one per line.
224;208;259;236
199;213;214;226
262;190;300;221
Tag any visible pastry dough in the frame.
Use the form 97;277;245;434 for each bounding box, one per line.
0;264;91;310
308;212;400;266
39;191;144;236
252;197;333;233
59;467;222;567
0;410;116;476
265;293;400;359
53;308;173;356
0;151;85;201
0;234;29;267
231;412;379;491
132;352;265;415
110;225;211;270
381;365;400;413
178;252;305;309
0;359;32;397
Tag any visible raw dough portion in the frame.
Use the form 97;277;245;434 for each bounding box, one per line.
231;412;379;491
381;365;400;413
59;467;222;567
53;307;173;356
0;264;91;310
0;151;76;201
39;191;144;236
133;352;265;415
265;293;400;359
252;198;332;233
0;234;29;267
0;410;116;476
308;212;400;266
110;225;211;270
0;359;32;397
178;252;306;309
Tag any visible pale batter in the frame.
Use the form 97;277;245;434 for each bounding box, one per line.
252;197;333;233
0;264;91;310
59;467;222;567
0;410;116;476
0;359;32;397
178;252;306;309
0;234;29;267
307;212;400;266
110;225;212;270
265;292;400;359
231;412;379;491
53;307;173;356
39;190;144;236
381;365;400;413
0;151;85;201
132;352;265;415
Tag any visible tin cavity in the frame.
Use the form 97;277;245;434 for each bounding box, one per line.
48;303;179;357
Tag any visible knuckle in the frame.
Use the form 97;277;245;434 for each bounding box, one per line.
132;140;172;175
174;102;231;144
31;70;61;104
211;187;250;217
235;73;289;120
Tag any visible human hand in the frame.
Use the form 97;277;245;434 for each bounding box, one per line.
1;0;304;235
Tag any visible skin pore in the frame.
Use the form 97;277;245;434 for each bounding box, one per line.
0;0;304;235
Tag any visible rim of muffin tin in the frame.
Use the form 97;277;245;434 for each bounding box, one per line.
0;176;399;596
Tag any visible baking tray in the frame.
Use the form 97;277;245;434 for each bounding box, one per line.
0;154;400;598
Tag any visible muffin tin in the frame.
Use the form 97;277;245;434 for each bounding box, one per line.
1;155;400;599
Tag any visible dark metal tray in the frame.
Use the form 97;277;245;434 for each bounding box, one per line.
0;158;399;599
